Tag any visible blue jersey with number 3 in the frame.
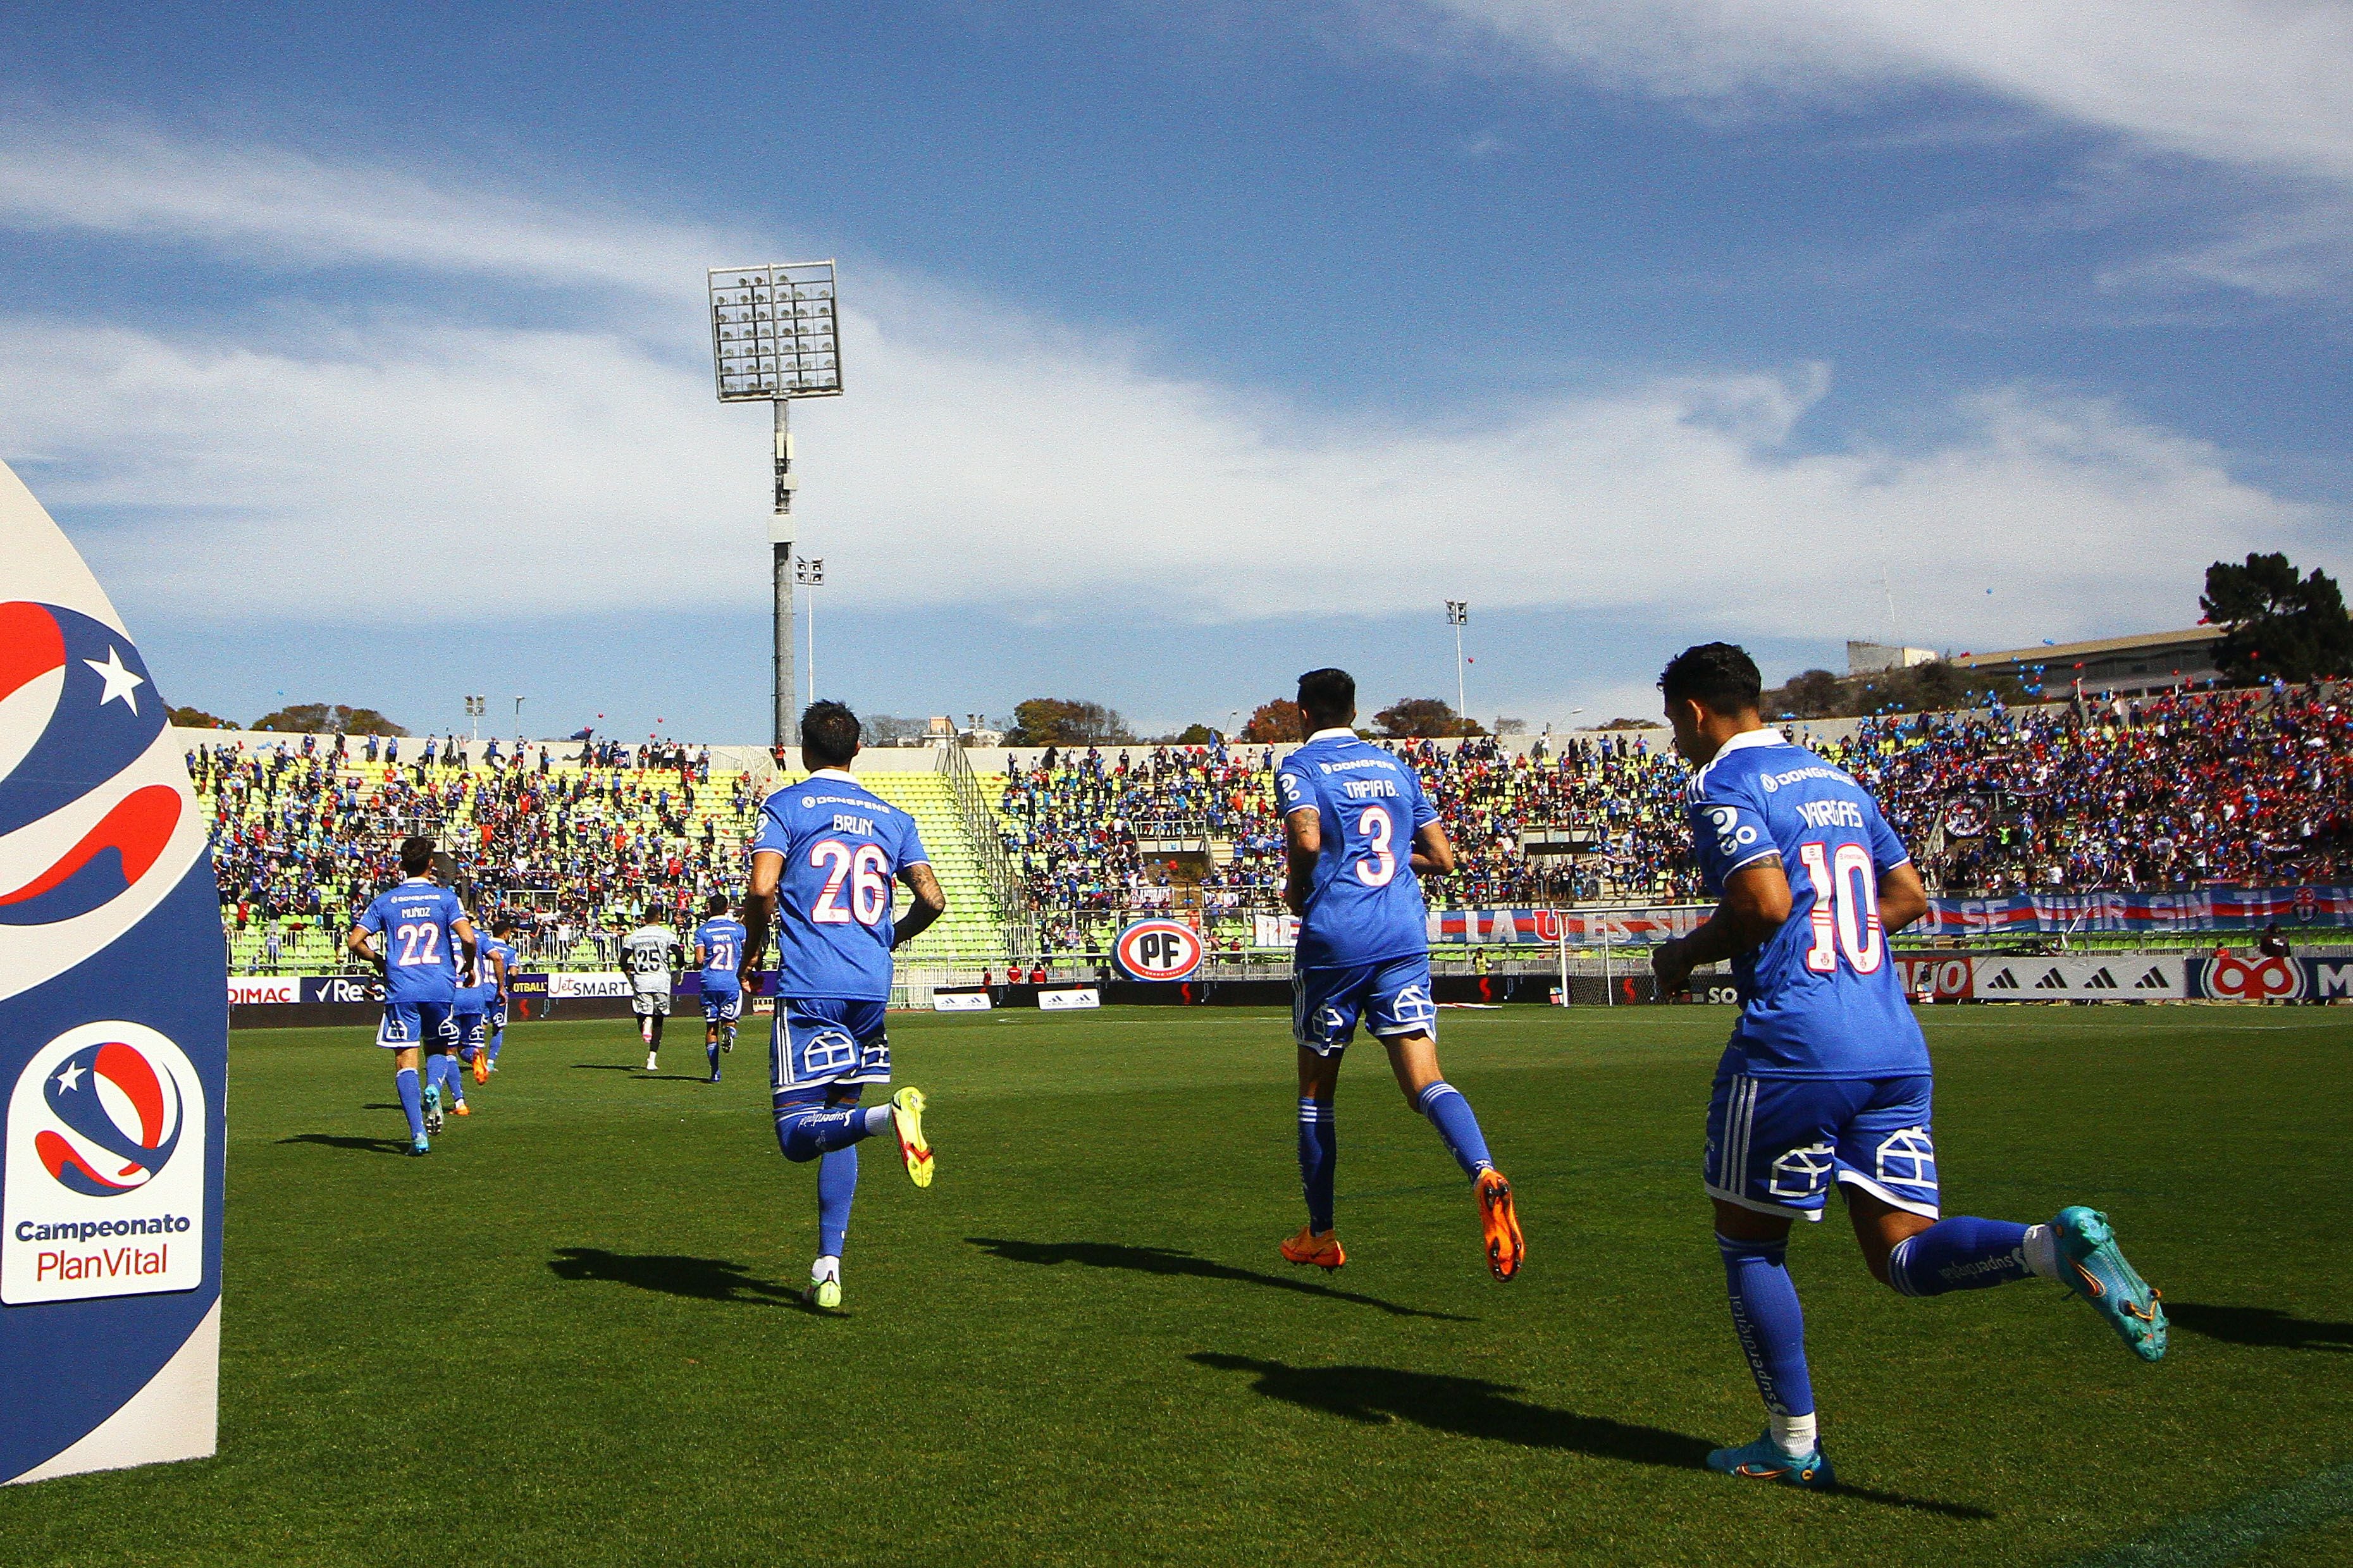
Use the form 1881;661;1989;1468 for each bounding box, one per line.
751;771;929;1001
1276;733;1437;970
356;878;467;1004
1686;729;1927;1079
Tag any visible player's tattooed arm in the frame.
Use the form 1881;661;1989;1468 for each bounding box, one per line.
345;925;385;972
1653;857;1790;994
1409;819;1455;875
738;849;782;989
1281;807;1320;917
1877;860;1930;935
452;915;479;980
892;862;947;949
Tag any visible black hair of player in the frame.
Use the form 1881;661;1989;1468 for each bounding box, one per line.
643;904;664;926
400;835;435;875
801;700;861;769
705;892;729;916
1297;668;1355;726
1657;643;1762;715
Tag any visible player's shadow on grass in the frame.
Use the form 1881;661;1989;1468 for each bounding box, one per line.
966;1237;1470;1321
570;1064;715;1083
548;1247;813;1309
277;1133;416;1157
2167;1302;2353;1352
1189;1355;1992;1520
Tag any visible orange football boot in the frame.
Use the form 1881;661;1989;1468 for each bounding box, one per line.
1476;1168;1524;1281
452;1100;471;1117
472;1051;489;1085
1280;1226;1347;1270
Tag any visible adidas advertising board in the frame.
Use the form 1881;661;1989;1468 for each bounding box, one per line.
1972;957;2187;1001
0;459;226;1485
1036;987;1101;1011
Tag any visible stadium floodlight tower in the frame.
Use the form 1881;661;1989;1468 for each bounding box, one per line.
1445;601;1469;735
708;261;842;749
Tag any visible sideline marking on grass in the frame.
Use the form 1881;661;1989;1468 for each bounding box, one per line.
2068;1459;2353;1566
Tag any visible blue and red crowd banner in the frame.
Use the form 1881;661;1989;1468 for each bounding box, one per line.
1427;888;2353;948
0;459;227;1485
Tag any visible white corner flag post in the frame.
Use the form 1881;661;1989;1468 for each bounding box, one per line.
710;262;842;751
0;458;226;1485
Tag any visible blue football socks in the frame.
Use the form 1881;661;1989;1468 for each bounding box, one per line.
1412;1081;1495;1178
1888;1216;2034;1297
773;1097;891;1163
817;1147;857;1258
487;1027;503;1065
395;1066;424;1140
1719;1233;1816;1436
707;1037;721;1078
1297;1097;1336;1233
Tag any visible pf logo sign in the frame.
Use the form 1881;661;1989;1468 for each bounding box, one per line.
1112;919;1205;982
2202;954;2305;1002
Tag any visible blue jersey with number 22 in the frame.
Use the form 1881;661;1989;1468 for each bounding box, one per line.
1276;734;1437;970
357;878;467;1005
751;770;929;1002
1686;729;1927;1080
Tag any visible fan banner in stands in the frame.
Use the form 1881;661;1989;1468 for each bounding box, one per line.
1426;889;2353;948
1252;913;1300;949
0;457;226;1485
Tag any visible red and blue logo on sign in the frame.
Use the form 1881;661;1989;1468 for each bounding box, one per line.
1112;918;1206;982
34;1039;184;1197
0;600;182;927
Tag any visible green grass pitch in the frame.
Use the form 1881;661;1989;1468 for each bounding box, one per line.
4;1004;2349;1566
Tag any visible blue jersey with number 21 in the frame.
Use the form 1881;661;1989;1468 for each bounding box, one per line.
751;770;929;1002
695;918;747;990
357;878;467;1004
1276;733;1437;970
1686;728;1927;1080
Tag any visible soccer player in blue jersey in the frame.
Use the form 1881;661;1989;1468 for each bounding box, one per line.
1277;668;1523;1281
479;918;522;1077
693;894;748;1083
347;835;476;1156
739;701;945;1309
452;910;509;1096
1648;643;2166;1490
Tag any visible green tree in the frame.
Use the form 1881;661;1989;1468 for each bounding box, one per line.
1164;724;1218;745
1003;698;1132;746
1240;698;1305;743
1765;669;1845;719
2201;552;2353;683
168;705;231;729
251;702;406;735
1371;697;1485;739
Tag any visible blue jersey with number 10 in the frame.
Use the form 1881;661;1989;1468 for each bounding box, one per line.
751;771;929;1002
1276;733;1438;970
694;918;747;989
356;878;466;1004
1686;728;1928;1080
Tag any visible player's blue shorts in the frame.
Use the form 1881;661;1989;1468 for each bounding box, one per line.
1292;956;1438;1056
771;997;890;1096
488;997;508;1030
1704;1068;1939;1223
452;1007;486;1056
701;983;743;1025
376;1000;456;1051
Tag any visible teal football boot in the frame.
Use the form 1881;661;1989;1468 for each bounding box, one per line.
1706;1432;1836;1490
422;1081;445;1136
410;1134;431;1157
2053;1206;2166;1361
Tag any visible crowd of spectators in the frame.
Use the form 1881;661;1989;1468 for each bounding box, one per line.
195;734;758;972
995;682;2353;943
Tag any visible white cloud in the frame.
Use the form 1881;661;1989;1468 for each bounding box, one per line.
1398;1;2353;186
0;123;2331;659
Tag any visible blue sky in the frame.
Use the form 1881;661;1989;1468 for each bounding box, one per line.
1;1;2347;740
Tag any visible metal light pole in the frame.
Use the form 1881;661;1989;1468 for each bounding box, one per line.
709;261;842;750
796;555;825;705
513;696;524;740
1445;601;1469;734
464;694;485;747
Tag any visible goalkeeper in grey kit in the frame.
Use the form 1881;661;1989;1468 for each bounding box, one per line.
624;904;683;1071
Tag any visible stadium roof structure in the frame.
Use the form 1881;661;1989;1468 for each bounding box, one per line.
1951;626;2226;691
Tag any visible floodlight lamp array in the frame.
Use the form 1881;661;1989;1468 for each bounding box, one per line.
710;262;841;401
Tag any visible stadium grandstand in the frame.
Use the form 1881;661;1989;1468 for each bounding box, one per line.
192;677;2352;977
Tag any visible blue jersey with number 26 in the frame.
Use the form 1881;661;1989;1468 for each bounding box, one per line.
357;878;467;1004
1686;729;1927;1080
1276;734;1437;970
751;770;929;1002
